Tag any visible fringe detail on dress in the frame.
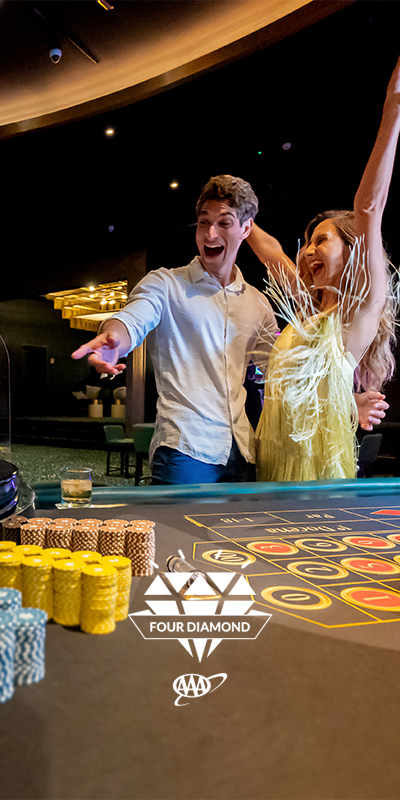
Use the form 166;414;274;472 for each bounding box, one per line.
255;240;370;482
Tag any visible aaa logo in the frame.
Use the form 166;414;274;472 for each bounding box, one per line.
173;673;227;706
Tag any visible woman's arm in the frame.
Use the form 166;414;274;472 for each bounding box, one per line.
345;57;400;362
247;223;299;292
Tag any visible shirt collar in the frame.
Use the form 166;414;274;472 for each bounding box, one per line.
189;257;246;291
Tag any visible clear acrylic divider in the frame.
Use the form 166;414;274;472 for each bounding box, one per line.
0;334;11;463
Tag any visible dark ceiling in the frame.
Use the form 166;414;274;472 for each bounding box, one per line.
2;0;400;301
0;0;351;134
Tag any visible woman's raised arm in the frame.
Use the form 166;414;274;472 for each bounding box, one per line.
247;223;299;292
345;57;400;361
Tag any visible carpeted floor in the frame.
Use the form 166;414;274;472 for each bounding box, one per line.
8;442;393;489
9;443;151;487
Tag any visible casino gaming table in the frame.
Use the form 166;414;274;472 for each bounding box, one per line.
2;478;400;800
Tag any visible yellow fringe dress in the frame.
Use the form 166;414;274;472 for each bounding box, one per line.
256;314;358;481
255;252;367;482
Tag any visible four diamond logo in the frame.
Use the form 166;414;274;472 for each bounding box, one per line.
129;571;271;661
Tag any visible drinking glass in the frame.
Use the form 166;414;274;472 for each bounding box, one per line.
60;467;93;507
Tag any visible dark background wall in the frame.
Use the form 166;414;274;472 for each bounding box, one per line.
0;297;92;417
0;250;148;419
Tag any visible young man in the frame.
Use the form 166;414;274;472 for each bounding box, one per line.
72;175;278;484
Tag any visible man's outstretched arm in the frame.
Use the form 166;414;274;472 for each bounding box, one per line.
71;319;131;376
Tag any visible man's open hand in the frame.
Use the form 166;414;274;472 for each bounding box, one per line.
71;332;127;376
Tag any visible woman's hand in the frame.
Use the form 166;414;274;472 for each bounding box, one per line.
354;391;389;431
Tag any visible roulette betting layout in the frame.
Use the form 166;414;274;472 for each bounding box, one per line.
181;500;400;649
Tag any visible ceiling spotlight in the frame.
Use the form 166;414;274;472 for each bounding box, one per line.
170;181;179;189
105;128;115;137
282;142;292;151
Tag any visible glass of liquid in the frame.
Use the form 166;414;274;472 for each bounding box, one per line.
60;467;93;507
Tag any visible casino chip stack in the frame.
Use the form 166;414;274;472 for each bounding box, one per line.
24;518;53;539
0;541;16;553
14;544;43;558
0;587;21;612
125;520;155;576
20;522;46;548
0;516;28;545
43;548;71;561
53;560;83;626
101;556;132;619
30;518;53;528
51;518;77;530
45;522;74;550
0;612;16;703
98;524;126;557
72;550;102;566
13;608;47;685
80;563;118;634
74;519;100;533
0;591;21;697
72;523;99;553
0;552;23;591
22;556;54;619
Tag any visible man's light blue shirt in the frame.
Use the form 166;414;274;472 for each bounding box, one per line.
114;257;277;465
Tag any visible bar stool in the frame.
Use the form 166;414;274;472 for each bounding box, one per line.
130;423;155;485
103;425;134;478
357;433;383;478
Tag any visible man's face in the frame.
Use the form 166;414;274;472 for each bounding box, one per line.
196;200;252;283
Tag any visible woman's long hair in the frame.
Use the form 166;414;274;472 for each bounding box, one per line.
298;209;397;392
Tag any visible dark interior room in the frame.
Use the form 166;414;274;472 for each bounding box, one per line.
4;5;400;800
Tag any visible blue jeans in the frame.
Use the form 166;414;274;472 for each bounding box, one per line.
151;439;256;485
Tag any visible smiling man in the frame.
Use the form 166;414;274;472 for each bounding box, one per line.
72;175;278;484
195;199;252;287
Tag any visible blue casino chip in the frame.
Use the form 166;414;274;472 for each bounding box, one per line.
0;587;22;612
0;611;16;703
13;608;47;686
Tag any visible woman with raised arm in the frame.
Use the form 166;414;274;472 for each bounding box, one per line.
247;58;400;481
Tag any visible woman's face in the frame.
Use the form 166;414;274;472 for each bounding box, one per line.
302;219;349;289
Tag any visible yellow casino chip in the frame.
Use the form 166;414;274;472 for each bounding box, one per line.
0;542;16;553
80;564;118;634
43;548;71;560
0;551;22;590
53;560;83;626
22;556;54;618
72;551;102;565
14;545;43;558
101;556;132;620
